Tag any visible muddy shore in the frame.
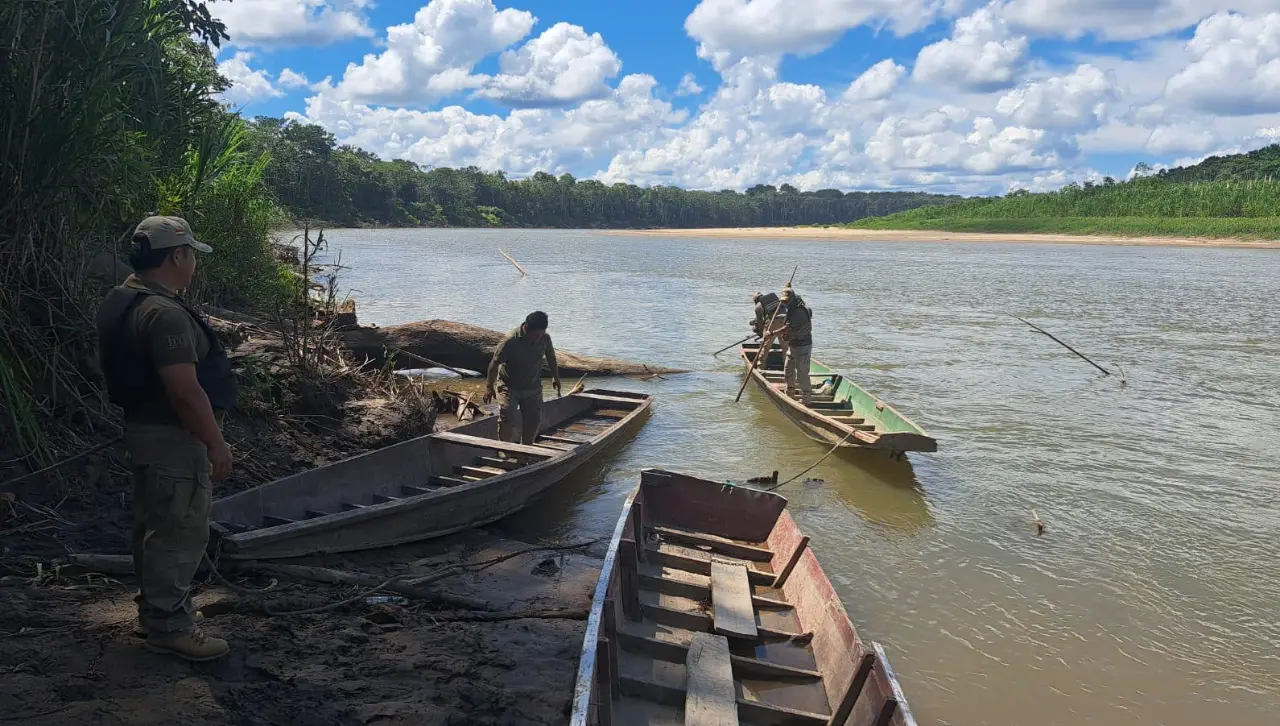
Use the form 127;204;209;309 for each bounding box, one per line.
605;226;1280;249
0;309;627;725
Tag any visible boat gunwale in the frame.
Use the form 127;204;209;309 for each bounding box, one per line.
218;389;652;551
568;487;637;726
739;343;935;450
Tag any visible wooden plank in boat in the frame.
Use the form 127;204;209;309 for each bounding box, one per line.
535;439;577;451
613;622;819;680
710;559;757;639
647;542;774;586
457;465;506;478
649;525;773;562
539;434;589;445
636;564;790;611
430;475;472;487
684;632;737;726
431;431;560;458
577;393;645;406
477;456;521;470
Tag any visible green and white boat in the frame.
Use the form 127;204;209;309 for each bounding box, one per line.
740;342;937;454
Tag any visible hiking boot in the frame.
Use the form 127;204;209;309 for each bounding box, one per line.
134;610;204;638
145;626;229;662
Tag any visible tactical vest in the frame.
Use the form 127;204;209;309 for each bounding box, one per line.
99;289;239;414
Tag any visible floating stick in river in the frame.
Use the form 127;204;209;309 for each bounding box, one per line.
1032;509;1046;536
498;248;527;277
1007;314;1111;376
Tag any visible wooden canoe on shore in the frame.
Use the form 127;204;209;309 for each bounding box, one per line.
209;389;651;559
741;342;936;454
570;469;918;726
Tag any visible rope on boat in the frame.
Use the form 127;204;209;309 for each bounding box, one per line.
764;428;857;492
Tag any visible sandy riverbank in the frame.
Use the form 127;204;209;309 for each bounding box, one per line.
605;227;1280;249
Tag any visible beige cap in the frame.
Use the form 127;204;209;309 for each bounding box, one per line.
134;216;212;253
780;286;794;300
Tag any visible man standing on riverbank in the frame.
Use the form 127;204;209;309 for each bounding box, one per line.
95;216;236;662
772;285;813;402
484;311;561;445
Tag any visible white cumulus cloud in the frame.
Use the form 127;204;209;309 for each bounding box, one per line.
1164;12;1280;116
216;0;374;47
218;52;282;104
845;60;907;102
278;68;312;89
914;4;1028;92
296;74;682;174
996;64;1117;130
332;0;536;106
675;73;705;96
1001;0;1280;42
684;0;959;70
476;23;623;108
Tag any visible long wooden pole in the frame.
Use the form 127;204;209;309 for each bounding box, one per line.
499;248;527;277
1007;314;1111;376
735;266;799;402
711;334;757;357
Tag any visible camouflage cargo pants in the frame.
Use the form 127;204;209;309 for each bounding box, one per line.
498;388;543;445
785;343;813;401
124;422;212;635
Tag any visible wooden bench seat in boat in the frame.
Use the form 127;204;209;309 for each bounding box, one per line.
429;431;560;457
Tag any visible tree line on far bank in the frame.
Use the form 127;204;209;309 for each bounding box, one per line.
242;118;961;229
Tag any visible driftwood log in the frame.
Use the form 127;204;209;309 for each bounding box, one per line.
340;319;685;377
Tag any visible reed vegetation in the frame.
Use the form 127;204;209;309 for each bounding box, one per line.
0;0;290;464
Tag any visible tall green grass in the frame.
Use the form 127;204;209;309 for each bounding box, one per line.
851;179;1280;238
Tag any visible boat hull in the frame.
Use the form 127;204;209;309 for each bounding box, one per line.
210;389;651;559
741;342;937;454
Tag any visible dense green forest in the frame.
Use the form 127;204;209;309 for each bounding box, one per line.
853;147;1280;238
243;118;961;229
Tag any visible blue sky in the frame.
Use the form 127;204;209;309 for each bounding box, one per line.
211;0;1280;195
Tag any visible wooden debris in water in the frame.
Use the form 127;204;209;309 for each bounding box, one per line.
1032;508;1046;536
498;248;527;277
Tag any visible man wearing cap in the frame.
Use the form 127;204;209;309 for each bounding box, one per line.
483;311;561;445
752;290;789;359
95;216;237;662
771;285;814;402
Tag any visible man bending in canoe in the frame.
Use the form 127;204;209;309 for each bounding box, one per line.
484;311;561;445
751;291;789;360
770;285;813;402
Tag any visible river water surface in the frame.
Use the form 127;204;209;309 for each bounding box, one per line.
323;228;1278;726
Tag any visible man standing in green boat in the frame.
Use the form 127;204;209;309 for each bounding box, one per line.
773;285;813;402
484;311;561;445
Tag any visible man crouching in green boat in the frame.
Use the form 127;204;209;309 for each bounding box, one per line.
772;285;813;403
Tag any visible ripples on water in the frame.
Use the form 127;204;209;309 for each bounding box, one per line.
324;230;1279;725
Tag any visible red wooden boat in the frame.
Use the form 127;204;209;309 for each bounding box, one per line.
570;469;918;725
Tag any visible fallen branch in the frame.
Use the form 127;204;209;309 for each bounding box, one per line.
0;437;121;491
427;608;588;623
1007;314;1111;376
244;562;491;611
498;248;527;277
57;554;491;611
406;539;600;587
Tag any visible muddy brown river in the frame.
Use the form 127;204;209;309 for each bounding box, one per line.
324;228;1279;725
